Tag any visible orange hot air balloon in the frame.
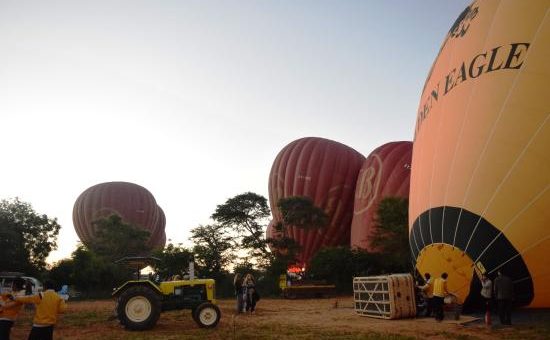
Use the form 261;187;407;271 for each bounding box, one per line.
73;181;161;247
410;0;550;307
351;141;412;251
268;137;365;265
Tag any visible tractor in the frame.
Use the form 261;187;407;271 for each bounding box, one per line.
112;256;221;330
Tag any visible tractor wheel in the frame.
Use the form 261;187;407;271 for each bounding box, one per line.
193;302;221;328
117;285;161;331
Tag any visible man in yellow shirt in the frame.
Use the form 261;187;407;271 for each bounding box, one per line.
432;272;449;321
0;278;26;340
15;281;66;340
417;273;433;317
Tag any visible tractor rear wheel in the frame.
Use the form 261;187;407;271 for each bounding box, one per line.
117;285;161;331
193;302;221;328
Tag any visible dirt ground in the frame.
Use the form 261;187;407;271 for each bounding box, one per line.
9;297;550;339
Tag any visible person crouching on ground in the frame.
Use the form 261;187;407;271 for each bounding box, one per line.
15;280;66;340
432;272;449;322
244;274;258;314
0;278;26;340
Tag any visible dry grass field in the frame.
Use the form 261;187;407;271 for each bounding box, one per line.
9;297;550;339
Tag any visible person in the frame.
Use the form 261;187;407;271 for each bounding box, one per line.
243;274;258;314
15;280;66;340
233;273;244;313
0;278;26;340
480;274;492;310
417;273;433;317
432;272;449;321
24;280;33;296
493;271;513;325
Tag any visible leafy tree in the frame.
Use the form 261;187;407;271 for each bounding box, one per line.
268;196;329;267
0;198;60;274
48;259;75;287
50;245;134;295
151;243;193;280
370;197;410;272
211;192;270;263
190;224;234;280
88;214;152;261
277;196;328;230
308;247;386;293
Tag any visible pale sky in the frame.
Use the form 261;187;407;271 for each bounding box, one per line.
0;0;470;263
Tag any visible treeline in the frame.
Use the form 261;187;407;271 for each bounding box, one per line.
0;194;411;298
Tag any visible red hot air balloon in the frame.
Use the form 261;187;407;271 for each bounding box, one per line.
149;206;167;249
268;137;365;265
73;181;161;247
350;141;412;251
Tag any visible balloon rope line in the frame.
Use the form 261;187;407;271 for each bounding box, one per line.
488;222;550;276
411;227;421;254
450;1;504;245
462;5;550;252
471;161;549;265
464;114;549;254
460;6;549;250
427;35;458;246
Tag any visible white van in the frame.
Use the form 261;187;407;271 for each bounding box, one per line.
0;272;43;295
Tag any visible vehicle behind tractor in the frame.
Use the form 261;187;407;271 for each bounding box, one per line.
112;256;221;330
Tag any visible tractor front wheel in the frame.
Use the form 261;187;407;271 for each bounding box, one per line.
193;302;221;328
117;285;161;331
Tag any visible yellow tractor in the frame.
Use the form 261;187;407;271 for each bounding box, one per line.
112;256;220;330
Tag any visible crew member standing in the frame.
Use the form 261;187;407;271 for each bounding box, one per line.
432;273;449;322
15;281;66;340
494;271;513;325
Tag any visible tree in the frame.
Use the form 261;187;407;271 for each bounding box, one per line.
190;224;234;280
370;197;411;272
0;198;60;274
151;243;193;280
277;196;328;230
308;247;386;293
88;214;152;261
211;192;270;263
268;196;329;266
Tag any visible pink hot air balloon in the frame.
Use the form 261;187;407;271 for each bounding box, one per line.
350;141;412;251
73;181;161;247
268;137;365;265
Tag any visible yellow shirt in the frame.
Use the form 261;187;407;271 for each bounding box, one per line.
0;291;25;320
432;278;448;298
419;279;434;298
16;290;66;325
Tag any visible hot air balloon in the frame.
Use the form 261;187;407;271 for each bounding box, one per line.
149;206;167;249
409;0;549;307
268;137;365;265
351;141;412;251
73;181;163;248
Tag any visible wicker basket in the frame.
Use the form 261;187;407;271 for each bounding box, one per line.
353;274;417;319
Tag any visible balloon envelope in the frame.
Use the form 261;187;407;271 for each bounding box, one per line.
409;0;550;307
268;137;365;265
351;141;412;251
73;181;162;248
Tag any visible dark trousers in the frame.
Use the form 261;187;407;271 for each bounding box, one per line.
0;320;14;340
497;299;512;325
425;297;433;317
236;293;244;313
246;293;257;312
28;326;54;340
433;296;445;321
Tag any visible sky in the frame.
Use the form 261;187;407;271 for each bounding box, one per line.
0;0;470;263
